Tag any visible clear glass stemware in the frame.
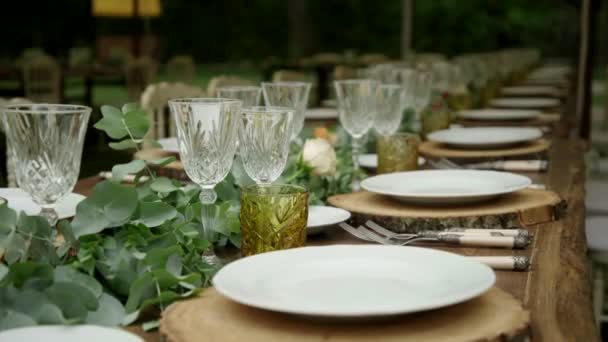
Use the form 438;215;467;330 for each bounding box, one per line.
238;106;294;185
168;98;241;266
261;82;311;143
334;79;379;190
2;104;91;226
216;86;261;107
374;84;405;136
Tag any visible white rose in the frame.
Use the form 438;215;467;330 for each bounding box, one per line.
302;138;337;176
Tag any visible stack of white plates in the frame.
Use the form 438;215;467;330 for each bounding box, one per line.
427;127;543;149
490;97;560;109
500;85;561;97
213;245;495;317
458;109;540;121
361;169;531;205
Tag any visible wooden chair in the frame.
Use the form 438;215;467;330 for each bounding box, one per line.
206;75;255;98
22;55;61;103
2;97;33;187
125;56;158;101
167;55;196;84
271;70;317;107
140;82;205;139
333;65;358;80
358;53;390;66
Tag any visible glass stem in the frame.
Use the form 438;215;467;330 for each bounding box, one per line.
199;188;221;267
40;205;58;227
351;136;363;191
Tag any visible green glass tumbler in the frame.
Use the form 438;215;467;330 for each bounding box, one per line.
376;133;420;174
240;184;309;256
421;108;450;137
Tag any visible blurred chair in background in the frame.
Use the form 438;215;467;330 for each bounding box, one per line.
358;53;389;66
22;55;61;103
125;56;158;101
167;55;195;84
68;47;94;68
206;75;254;98
140;82;205;139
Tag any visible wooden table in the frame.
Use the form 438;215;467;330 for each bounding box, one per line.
73;138;598;341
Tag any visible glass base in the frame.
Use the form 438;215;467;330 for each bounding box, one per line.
351;179;361;192
201;248;222;268
40;207;58;226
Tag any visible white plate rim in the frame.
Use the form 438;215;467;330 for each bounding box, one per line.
358;154;425;169
361;170;532;199
0;325;143;342
212;245;495;317
426;127;543;147
490;97;560;108
0;188;86;219
307;205;351;229
457;109;541;121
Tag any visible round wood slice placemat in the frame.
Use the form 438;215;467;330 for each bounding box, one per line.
419;139;551;160
327;189;563;232
160;287;530;342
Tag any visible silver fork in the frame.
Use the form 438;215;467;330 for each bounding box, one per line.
365;220;530;239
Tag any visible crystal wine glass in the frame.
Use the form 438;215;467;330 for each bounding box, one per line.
216;86;261;107
168;98;241;266
261;82;311;143
374;84;405;136
238;106;294;185
2;104;91;226
334;79;379;190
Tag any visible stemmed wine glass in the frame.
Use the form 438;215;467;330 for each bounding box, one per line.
334;79;379;190
261;82;311;143
374;84;405;136
238;106;294;184
2;104;91;226
216;86;261;106
168;98;241;266
399;69;433;127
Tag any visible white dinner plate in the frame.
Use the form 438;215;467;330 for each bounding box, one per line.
427;127;543;149
213;245;495;317
490;97;560;109
0;325;143;342
458;109;540;121
307;205;351;235
0;188;85;219
361;170;531;204
358;154;425;169
158;137;179;153
500;85;561;97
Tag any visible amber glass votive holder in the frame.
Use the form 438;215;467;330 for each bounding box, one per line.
240;184;308;256
376;133;420;174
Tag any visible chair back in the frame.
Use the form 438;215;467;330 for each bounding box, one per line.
126;56;158;101
140;82;205;139
206;75;255;97
358;53;390;66
22;55;61;103
167;55;195;84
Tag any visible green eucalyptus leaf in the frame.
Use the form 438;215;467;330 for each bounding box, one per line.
142;319;160;331
149;156;176;167
71;181;138;238
137;202;178;227
85;292;126;326
3;233;27;265
122;310;140;326
150;177;180;193
16;214;52;239
56;220;77;247
125;269;185;312
8;287;68;325
123;110;150;139
54;266;103;299
95;105;128;139
112;160;146;182
45;281;99;319
0;309;37;330
144;139;163;149
0;264;7;281
0;205;17;236
109;139;138;150
0;262;53;289
122;103;140;114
